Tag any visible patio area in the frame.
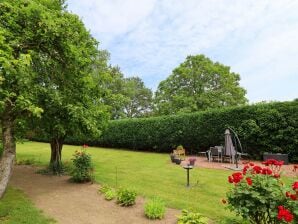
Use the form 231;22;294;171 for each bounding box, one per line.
181;155;297;177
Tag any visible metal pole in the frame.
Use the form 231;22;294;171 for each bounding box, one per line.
187;169;190;187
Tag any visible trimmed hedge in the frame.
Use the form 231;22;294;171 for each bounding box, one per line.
32;101;298;162
97;101;298;161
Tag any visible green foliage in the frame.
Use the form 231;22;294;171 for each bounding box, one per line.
177;209;209;224
71;149;93;183
226;162;298;223
116;188;137;206
0;0;109;177
0;187;55;223
104;189;116;201
102;66;153;119
144;197;166;220
97;101;298;161
155;54;247;115
99;184;111;194
16;158;36;165
98;185;116;200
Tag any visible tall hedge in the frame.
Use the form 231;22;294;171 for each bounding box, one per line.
97;101;298;161
32;101;298;162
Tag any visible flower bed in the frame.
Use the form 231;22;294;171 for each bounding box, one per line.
224;159;298;223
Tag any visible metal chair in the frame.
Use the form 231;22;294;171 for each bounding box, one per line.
210;146;223;162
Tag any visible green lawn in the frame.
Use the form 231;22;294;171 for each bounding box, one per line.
16;141;242;223
0;187;55;224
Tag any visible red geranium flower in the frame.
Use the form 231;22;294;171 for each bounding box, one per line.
292;181;298;191
246;177;253;186
277;206;294;222
228;176;233;183
290;194;297;201
253;165;262;174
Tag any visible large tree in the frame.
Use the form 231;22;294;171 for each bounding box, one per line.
0;0;108;197
122;77;153;118
155;55;247;115
103;67;153;119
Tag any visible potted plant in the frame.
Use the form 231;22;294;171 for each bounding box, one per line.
174;158;182;165
170;153;176;163
188;157;196;166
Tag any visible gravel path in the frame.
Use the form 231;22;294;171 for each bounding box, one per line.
10;165;179;224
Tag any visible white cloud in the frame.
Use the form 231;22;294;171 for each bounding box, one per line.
67;0;298;102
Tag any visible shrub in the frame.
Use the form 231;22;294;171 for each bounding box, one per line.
225;160;298;223
104;189;116;201
98;101;298;162
144;197;166;219
99;184;111;194
32;101;298;162
116;188;137;206
71;146;93;183
16;158;36;165
177;209;209;224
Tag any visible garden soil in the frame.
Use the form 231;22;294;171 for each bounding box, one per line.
10;165;179;224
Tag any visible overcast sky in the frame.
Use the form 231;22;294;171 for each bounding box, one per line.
67;0;298;103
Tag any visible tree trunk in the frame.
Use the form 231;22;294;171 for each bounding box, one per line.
49;137;64;174
0;105;16;199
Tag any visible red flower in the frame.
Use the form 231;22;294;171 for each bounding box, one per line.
292;181;298;191
253;165;262;174
242;165;249;175
249;162;254;166
228;172;243;184
261;167;273;175
83;144;88;148
246;177;252;186
273;174;280;179
277;206;294;222
290;194;297;201
228;176;233;183
293;165;298;172
286;191;291;197
232;172;243;183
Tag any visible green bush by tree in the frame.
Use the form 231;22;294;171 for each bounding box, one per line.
116;188;137;206
71;147;93;183
144;197;166;220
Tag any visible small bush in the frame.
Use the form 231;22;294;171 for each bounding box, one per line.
177;209;209;224
104;189;116;201
144;197;166;219
116;188;137;206
99;184;111;194
71;147;93;183
16;158;36;165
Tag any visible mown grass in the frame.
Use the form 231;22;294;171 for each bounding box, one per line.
16;141;245;223
0;187;55;224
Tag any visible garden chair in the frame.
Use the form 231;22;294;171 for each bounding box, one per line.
210;146;223;162
173;146;186;160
